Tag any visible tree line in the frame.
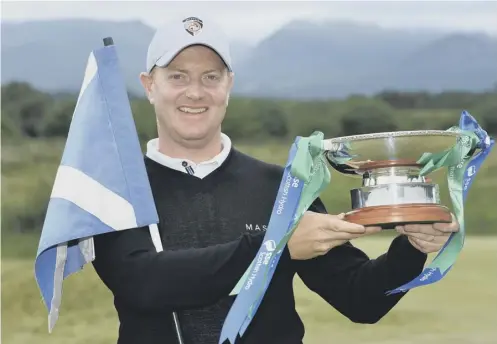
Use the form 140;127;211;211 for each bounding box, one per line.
2;82;496;145
2;82;496;238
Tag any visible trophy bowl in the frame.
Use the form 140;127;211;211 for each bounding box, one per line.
322;130;462;229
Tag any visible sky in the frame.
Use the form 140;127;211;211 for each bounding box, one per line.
2;0;497;43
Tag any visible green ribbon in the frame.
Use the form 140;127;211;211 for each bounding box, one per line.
268;132;331;260
385;127;485;294
230;132;330;296
414;128;480;272
231;127;482;298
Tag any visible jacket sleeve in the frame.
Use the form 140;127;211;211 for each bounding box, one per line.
294;198;427;324
92;226;266;312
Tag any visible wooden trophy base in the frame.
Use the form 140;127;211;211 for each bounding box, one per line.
344;204;452;229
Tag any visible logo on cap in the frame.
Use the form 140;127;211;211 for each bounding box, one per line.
182;17;203;36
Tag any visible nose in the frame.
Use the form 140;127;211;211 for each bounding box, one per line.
185;81;205;100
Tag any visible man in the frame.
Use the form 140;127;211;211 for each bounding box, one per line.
92;15;459;344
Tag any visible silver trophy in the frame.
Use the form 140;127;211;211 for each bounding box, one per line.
322;130;462;228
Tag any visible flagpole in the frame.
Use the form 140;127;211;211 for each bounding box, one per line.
101;36;185;344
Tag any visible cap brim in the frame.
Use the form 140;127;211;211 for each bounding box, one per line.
153;42;232;72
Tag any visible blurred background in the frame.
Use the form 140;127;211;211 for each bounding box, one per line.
2;1;496;343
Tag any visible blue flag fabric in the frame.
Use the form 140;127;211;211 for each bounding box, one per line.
34;42;159;332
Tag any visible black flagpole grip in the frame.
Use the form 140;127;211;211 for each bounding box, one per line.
103;37;114;46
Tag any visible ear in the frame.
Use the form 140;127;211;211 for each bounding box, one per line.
226;72;234;106
139;72;155;104
227;71;235;91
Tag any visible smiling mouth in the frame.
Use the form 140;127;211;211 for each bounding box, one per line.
178;107;208;114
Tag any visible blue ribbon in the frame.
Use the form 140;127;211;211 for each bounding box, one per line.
458;111;495;191
219;111;494;341
219;138;305;344
386;110;494;293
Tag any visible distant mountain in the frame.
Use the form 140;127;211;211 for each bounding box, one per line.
232;19;446;98
2;19;496;99
370;33;497;93
1;19;154;96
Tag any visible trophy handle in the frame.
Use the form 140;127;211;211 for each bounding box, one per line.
325;156;360;176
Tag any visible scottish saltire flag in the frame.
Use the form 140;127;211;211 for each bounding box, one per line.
34;38;159;332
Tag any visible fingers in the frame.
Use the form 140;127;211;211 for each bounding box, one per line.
406;236;426;252
397;219;459;236
408;236;444;253
313;239;348;255
301;212;383;257
397;224;446;236
319;225;381;241
433;213;459;233
313;227;382;255
365;226;383;232
396;226;449;243
322;214;367;234
396;214;459;236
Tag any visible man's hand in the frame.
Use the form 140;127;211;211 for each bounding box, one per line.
287;211;381;260
395;214;460;254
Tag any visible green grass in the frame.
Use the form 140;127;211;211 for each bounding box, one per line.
295;236;497;344
2;236;496;344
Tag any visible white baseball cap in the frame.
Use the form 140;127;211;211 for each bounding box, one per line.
146;16;233;73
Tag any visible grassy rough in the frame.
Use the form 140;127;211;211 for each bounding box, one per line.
2;237;496;344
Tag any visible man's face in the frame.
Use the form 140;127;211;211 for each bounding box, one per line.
140;45;233;147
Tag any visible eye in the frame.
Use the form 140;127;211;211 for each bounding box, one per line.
205;74;220;81
169;73;184;80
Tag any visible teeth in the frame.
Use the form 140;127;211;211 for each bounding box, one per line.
179;107;207;114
